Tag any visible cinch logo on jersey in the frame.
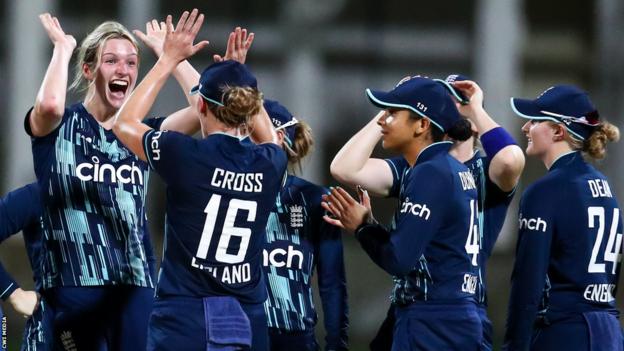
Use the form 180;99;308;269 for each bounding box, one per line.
583;284;616;303
400;197;431;220
518;213;548;232
458;171;476;190
76;156;143;185
263;245;304;270
210;168;263;193
149;130;165;161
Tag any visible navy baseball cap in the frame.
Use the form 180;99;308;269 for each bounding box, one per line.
264;99;298;145
366;76;462;132
190;61;257;106
434;74;470;104
511;85;600;140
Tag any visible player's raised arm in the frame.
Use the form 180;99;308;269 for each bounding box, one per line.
452;80;525;192
113;9;209;160
29;14;76;137
330;111;395;196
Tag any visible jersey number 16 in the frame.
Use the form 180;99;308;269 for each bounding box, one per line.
196;194;257;264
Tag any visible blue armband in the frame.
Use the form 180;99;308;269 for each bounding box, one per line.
480;127;517;159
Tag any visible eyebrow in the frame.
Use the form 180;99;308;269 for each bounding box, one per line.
101;52;139;58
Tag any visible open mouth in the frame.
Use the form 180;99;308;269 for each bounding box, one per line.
109;79;129;98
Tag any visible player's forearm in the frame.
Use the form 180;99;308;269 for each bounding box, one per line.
114;57;176;158
31;46;73;135
356;223;411;276
0;263;18;301
251;105;279;144
467;106;499;135
173;60;201;107
331;112;382;176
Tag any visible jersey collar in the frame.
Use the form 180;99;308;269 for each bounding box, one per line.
414;141;453;166
549;150;581;171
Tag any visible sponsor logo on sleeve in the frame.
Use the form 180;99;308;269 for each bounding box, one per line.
150;131;165;161
518;213;548;232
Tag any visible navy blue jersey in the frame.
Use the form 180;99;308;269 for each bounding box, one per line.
263;175;348;350
464;151;515;305
143;131;287;303
25;103;162;289
504;151;623;350
0;184;43;299
386;151;513;305
358;141;480;302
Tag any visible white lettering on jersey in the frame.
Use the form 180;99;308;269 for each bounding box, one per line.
76;156;143;185
583;284;616;303
150;131;164;161
400;197;431;220
461;273;478;294
518;213;548;232
190;259;252;284
221;263;251;284
588;179;613;198
263;246;304;270
459;171;477;191
211;167;263;193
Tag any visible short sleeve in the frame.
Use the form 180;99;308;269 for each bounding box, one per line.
143;117;166;131
384;157;409;198
142;129;195;184
256;143;288;180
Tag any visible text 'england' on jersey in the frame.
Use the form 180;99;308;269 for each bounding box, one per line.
26;103;159;289
143;130;287;303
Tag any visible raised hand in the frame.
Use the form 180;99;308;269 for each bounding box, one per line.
451;80;485;120
213;27;255;64
134;19;168;57
161;9;210;64
321;186;372;233
38;13;76;53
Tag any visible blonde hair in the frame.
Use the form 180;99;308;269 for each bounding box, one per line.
209;86;263;128
283;120;314;172
70;21;139;92
566;121;620;160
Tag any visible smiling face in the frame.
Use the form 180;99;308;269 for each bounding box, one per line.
521;120;558;158
87;38;139;110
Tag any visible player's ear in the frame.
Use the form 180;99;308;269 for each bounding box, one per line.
198;98;208;115
276;130;286;146
82;63;94;81
552;123;565;142
412;117;430;137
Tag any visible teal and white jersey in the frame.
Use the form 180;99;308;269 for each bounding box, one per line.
26;103;161;289
262;175;348;349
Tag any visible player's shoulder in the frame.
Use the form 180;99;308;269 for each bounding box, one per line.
521;173;561;205
252;141;288;172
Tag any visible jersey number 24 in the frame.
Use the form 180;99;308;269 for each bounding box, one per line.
588;207;622;274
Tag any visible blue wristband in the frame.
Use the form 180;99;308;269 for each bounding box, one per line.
480;127;517;159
